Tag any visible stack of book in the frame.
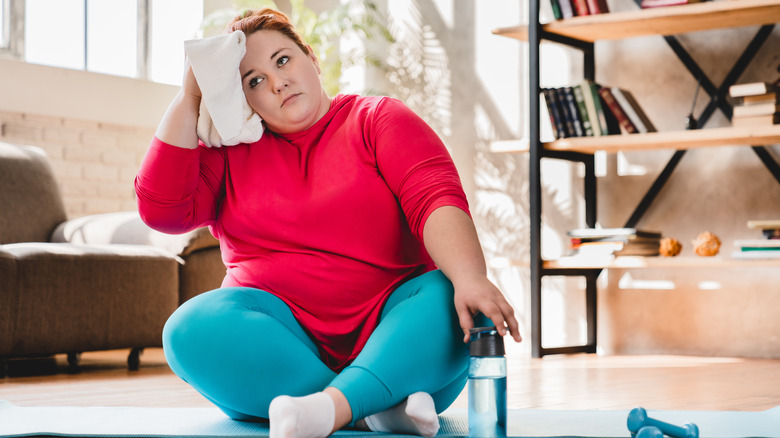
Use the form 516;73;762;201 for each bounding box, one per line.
640;0;706;9
728;82;780;128
550;0;609;20
733;220;780;259
542;80;656;140
568;228;662;257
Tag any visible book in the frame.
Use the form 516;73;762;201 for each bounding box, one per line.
598;87;638;134
572;85;595;136
732;113;780;128
562;87;585;137
571;0;590;16
554;87;577;138
550;0;563;20
733;103;780;118
558;0;575;18
734;239;780;249
586;81;611;136
747;219;780;230
572;239;660;257
610;87;657;133
742;92;779;106
542;88;567;139
579;80;602;137
597;86;622;135
641;0;704;7
572;234;661;246
585;0;609;14
732;250;780;260
568;227;662;239
729;82;780;98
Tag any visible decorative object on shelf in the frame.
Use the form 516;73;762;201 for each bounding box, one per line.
659;237;682;257
692;231;721;256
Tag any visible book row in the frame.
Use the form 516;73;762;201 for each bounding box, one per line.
542;80;655;140
550;0;705;20
549;0;609;20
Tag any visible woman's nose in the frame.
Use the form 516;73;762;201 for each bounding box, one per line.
269;74;288;94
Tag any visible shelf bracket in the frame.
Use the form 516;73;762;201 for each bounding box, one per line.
752;146;780;185
622;24;775;228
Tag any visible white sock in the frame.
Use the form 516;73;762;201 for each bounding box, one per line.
363;392;440;437
268;392;335;438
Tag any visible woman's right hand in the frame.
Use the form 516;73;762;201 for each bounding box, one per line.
181;61;202;101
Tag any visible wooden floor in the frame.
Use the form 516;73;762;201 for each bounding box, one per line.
2;347;780;412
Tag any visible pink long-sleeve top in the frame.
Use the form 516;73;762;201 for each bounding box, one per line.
135;94;469;371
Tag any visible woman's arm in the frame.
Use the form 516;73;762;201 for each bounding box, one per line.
423;205;522;344
155;64;201;149
135;64;222;233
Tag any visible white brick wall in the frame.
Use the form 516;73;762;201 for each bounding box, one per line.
0;110;154;218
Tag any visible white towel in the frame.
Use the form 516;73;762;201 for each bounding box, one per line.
183;31;264;147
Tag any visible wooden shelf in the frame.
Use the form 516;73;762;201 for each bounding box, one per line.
543;255;780;270
490;125;780;154
493;0;780;43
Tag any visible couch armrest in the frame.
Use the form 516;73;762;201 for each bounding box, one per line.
50;211;219;257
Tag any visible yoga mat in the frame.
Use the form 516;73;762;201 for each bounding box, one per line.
1;400;778;438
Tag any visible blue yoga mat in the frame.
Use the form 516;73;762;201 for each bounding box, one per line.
1;401;778;437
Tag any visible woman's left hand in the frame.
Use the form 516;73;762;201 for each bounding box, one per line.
452;276;522;344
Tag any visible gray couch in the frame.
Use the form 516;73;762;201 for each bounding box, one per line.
0;142;224;372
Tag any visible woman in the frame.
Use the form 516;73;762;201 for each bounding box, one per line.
135;8;521;438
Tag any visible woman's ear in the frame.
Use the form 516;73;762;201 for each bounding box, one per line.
306;45;321;74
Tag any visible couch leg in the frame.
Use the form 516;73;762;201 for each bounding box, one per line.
128;348;143;371
66;352;81;374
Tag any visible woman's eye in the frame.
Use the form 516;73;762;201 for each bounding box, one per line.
249;77;263;88
277;56;289;67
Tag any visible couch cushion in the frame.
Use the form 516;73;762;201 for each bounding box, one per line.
0;243;180;356
51;211;220;257
0;143;67;244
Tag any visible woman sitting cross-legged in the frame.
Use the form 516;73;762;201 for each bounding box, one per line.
135;8;522;438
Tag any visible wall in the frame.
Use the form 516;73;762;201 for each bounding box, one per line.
0;59;178;218
590;15;780;357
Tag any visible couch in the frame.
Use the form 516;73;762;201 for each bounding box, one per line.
0;142;224;372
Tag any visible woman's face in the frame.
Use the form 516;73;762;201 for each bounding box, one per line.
239;30;330;134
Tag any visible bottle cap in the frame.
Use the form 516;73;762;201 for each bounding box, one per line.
468;326;505;357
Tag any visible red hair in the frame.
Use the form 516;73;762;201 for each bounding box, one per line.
226;8;310;56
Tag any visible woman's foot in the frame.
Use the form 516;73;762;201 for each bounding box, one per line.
268;388;352;438
268;393;335;438
363;392;440;437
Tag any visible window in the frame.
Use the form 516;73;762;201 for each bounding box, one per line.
149;0;204;85
0;0;8;49
13;0;203;84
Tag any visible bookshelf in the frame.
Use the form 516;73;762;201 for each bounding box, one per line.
495;0;780;357
491;125;780;154
493;0;780;42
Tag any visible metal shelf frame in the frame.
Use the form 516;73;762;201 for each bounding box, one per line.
526;0;780;357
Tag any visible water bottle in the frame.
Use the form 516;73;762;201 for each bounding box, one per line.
468;326;507;438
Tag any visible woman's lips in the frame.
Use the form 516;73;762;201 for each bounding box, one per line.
282;93;301;107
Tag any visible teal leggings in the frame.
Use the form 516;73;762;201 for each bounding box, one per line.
162;270;472;422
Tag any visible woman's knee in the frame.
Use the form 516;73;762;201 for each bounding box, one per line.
162;287;263;376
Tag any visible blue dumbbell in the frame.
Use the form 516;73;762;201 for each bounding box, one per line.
636;426;664;438
627;407;699;438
